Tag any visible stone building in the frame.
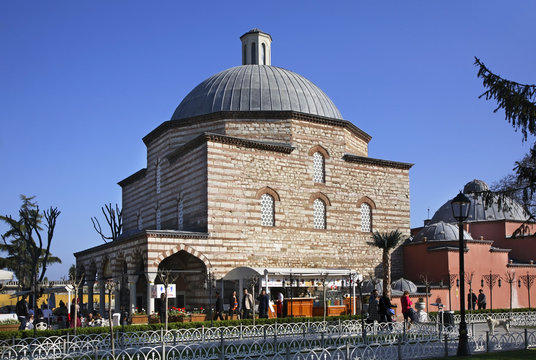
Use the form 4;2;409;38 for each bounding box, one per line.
74;29;412;315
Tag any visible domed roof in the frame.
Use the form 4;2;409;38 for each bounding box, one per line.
463;179;490;194
171;65;343;121
430;180;529;223
413;221;473;242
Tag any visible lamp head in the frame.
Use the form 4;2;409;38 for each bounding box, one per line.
451;191;471;222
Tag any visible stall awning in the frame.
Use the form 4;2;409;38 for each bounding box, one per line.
223;267;360;281
0;270;13;281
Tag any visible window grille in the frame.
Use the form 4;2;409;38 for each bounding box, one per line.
156;208;161;230
313;152;325;183
361;203;372;232
260;193;274;226
313;198;326;229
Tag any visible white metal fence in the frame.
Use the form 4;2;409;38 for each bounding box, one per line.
0;311;534;359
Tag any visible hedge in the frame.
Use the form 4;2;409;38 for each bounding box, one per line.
0;314;362;340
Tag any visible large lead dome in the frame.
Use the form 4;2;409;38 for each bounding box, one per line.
171;65;342;121
171;29;342;121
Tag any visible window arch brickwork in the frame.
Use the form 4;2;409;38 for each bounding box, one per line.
357;196;376;232
255;187;280;227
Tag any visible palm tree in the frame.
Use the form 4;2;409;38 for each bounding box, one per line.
369;230;404;298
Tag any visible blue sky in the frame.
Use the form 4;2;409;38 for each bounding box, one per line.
1;1;535;279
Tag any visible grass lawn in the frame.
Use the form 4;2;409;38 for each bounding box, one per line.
428;349;536;359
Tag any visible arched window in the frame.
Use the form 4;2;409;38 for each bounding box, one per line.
313;152;325;183
156;161;161;194
261;43;266;65
361;203;372;232
178;199;184;230
251;42;256;65
313;198;326;229
260;193;275;226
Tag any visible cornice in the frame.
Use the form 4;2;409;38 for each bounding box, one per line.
342;154;413;170
142;111;372;146
74;230;209;258
167;132;294;163
118;168;147;188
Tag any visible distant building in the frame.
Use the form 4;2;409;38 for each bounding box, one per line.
75;29;412;315
406;179;536;310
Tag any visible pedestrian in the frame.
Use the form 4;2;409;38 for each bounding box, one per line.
16;296;29;330
468;290;477;310
276;292;284;318
400;290;413;329
477;289;487;309
242;288;253;319
367;290;380;323
378;291;396;323
214;291;224;320
229;290;238;319
159;293;167;323
258;289;269;319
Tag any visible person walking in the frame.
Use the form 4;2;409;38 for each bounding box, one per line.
477;289;487;309
400;290;413;329
159;293;167;323
258;289;269;319
378;291;396;323
214;291;224;321
367;290;380;323
16;296;29;330
242;288;253;319
229;290;239;319
468;290;477;310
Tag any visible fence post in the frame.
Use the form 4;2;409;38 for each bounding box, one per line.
444;334;448;357
240;323;243;339
321;331;325;349
486;331;490;353
397;335;402;360
264;326;267;341
66;333;69;354
161;327;166;360
286;343;290;360
338;318;342;335
525;328;528;350
219;327;224;360
345;340;350;360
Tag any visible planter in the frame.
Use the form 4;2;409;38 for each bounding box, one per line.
130;315;148;325
0;324;19;331
190;314;207;322
415;302;426;311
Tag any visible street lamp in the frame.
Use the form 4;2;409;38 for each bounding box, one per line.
451;191;471;356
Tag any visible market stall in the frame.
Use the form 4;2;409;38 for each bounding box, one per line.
223;267;362;318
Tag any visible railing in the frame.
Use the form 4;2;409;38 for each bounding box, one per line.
0;312;534;359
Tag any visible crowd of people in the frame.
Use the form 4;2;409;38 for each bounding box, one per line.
15;295;113;330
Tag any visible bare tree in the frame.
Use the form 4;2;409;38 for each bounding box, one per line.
157;269;180;331
67;268;85;336
91;203;122;243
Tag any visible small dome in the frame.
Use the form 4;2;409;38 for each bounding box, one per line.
463;179;490;194
431;182;529;223
413;221;473;242
171;65;342;121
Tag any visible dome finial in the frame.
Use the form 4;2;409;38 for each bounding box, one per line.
240;29;272;65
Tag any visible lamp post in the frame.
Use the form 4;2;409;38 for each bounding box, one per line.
451;191;471;356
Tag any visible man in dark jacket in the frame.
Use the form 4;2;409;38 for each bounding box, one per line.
159;293;167;323
16;296;29;330
378;292;395;323
468;290;477;310
214;291;224;320
477;289;487;309
258;289;269;319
